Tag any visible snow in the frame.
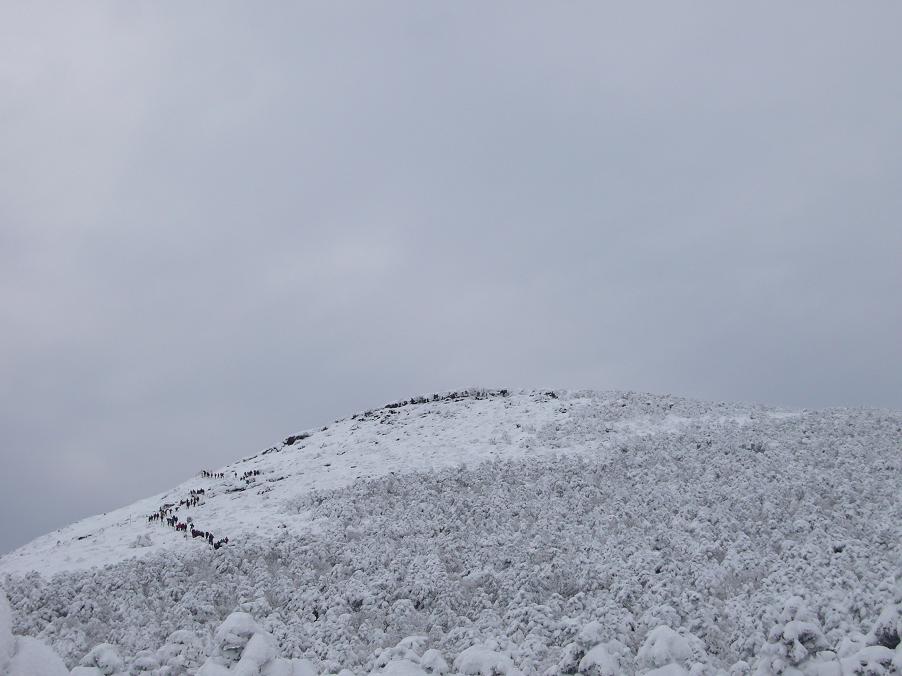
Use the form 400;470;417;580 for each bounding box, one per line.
0;390;769;577
374;658;428;676
578;640;632;675
419;649;449;674
636;626;699;670
212;612;263;664
78;642;125;674
452;646;522;676
1;588;14;672
239;632;278;669
868;599;902;649
0;589;69;676
6;636;70;676
198;611;285;674
197;661;232;676
643;665;689;676
2;590;69;675
0;389;899;675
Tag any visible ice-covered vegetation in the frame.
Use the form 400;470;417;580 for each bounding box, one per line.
1;590;69;675
1;390;900;674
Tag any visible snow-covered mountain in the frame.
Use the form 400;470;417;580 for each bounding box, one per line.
0;389;744;577
2;389;900;675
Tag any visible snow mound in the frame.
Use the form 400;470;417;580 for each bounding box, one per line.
7;636;70;676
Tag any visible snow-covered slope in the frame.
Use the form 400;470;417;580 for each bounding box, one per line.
1;389;900;674
0;389;745;577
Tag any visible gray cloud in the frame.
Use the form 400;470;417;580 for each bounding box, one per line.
1;2;900;553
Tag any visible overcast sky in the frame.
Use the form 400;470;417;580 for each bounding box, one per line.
1;2;900;555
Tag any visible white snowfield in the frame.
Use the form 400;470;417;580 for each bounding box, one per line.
1;389;900;675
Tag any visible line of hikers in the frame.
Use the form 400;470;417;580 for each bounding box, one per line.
201;470;225;479
189;527;228;549
146;489;229;550
147;509;230;550
239;470;261;480
147;509;176;522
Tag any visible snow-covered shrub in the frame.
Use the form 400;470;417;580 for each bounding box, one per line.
420;648;450;674
129;648;160;672
636;626;710;674
639;607;683;638
867;600;901;650
453;644;523;676
196;609;317;675
753;597;829;675
374;635;431;668
835;633;868;660
548;621;603;674
79;642;126;675
154;629;207;674
369;637;450;675
839;644;898;675
726;660;751;675
577;638;634;675
198;611;279;674
546;620;634;675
